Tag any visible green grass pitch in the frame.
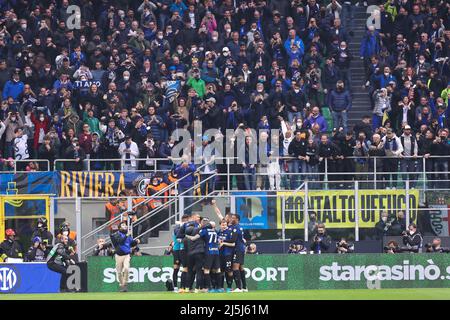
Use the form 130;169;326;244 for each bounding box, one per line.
1;288;450;300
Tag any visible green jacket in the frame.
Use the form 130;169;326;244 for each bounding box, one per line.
384;3;397;20
441;88;450;106
187;77;206;98
83;112;102;137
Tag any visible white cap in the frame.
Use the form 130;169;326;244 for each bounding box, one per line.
222;46;230;52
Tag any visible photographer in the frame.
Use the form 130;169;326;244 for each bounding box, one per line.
110;221;140;292
336;238;354;254
401;223;423;253
93;238;114;256
384;240;400;254
46;235;76;293
310;223;332;254
374;211;395;239
425;238;450;253
288;239;307;254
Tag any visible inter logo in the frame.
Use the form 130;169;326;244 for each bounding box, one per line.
0;267;18;292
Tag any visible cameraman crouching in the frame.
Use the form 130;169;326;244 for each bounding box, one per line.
110;221;140;292
310;223;332;254
425;238;450;253
401;223;423;253
46;235;76;293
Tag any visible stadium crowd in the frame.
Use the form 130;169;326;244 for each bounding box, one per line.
0;0;447;190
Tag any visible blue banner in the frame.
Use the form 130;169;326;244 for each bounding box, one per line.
0;172;56;195
0;172;155;198
0;263;60;294
233;191;269;229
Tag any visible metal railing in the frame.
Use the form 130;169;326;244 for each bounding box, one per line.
0;159;51;172
80;157;219;257
133;175;220;243
54;157;184;172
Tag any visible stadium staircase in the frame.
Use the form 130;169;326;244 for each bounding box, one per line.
347;6;372;127
81;160;219;258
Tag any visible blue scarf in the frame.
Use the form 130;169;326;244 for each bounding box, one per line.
384;137;398;151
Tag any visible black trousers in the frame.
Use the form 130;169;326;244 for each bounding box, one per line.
187;253;204;289
47;262;68;291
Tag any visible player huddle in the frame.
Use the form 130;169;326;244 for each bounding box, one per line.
172;212;247;293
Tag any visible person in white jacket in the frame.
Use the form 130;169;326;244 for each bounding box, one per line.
381;128;403;189
280;118;293;189
118;135;140;171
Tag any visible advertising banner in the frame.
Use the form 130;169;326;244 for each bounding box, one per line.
277;190;419;229
87;254;450;292
57;171;153;198
233;192;269;229
0;173;56;195
428;205;450;237
0;263;60;294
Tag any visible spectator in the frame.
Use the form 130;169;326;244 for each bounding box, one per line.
174;156;197;212
26;236;50;262
310;223;331;254
64;138;86;171
2;72;24;101
381;128;403;189
328;80;351;133
375;211;395;239
372;88;391;131
303;106;328;133
118;135;140;171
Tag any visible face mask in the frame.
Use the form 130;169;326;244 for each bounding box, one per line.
225;29;231;33
226;75;232;80
384;72;389;76
419;60;425;64
409;230;414;235
168;143;174;147
11;117;16;121
21;24;27;29
63;231;69;236
222;51;229;56
177;49;183;55
123;76;129;81
296;121;302;127
45;68;51;72
40;116;45;121
382;217;387;222
340;46;346;50
212;36;218;41
157;35;163;40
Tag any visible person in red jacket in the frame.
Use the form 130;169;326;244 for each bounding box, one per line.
30;111;50;153
78;123;93;157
